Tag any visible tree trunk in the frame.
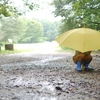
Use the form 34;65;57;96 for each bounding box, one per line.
5;44;14;50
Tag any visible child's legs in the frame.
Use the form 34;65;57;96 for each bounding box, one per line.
73;54;85;64
84;55;92;63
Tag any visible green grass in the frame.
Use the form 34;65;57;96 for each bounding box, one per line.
0;44;35;55
1;42;99;55
0;42;59;55
0;49;34;55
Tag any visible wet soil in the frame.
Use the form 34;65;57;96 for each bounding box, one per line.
0;52;100;100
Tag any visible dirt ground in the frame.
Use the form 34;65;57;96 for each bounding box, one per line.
0;51;100;100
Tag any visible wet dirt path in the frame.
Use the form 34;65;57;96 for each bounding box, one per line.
0;52;100;100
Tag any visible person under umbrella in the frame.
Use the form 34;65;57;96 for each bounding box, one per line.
55;27;100;72
73;51;94;71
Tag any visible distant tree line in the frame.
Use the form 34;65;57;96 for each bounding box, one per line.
0;17;60;44
1;0;99;45
0;0;61;45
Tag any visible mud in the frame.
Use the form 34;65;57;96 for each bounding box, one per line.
0;52;100;100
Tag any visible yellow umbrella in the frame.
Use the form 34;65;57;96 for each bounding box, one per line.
55;27;100;52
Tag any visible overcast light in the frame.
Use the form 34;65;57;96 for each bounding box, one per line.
25;10;62;21
11;0;62;21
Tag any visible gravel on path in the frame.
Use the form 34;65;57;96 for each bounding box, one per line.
0;52;100;100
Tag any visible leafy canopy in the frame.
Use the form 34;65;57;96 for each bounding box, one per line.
0;0;39;17
52;0;100;32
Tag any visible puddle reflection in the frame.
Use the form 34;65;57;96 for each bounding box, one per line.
41;97;57;100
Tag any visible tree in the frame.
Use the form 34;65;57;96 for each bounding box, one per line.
0;0;39;17
39;20;60;41
19;19;44;43
73;0;100;30
1;17;25;43
52;0;100;32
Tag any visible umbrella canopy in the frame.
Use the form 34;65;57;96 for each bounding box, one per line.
55;28;100;52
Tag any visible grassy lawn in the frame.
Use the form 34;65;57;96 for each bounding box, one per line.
0;42;99;55
0;42;61;54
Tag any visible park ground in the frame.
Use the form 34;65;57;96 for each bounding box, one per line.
0;42;100;100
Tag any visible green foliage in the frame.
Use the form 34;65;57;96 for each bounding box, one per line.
61;46;73;50
0;15;62;44
0;17;60;44
23;0;39;10
0;0;13;17
39;20;61;41
0;0;39;17
19;19;44;43
0;17;25;43
73;0;100;29
52;0;100;32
